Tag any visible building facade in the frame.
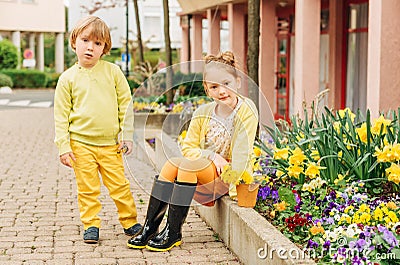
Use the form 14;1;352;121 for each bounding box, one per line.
0;0;65;73
177;0;400;121
68;0;182;50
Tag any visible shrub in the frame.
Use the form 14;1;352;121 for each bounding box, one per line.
46;72;61;88
0;69;48;88
0;39;18;70
0;73;13;87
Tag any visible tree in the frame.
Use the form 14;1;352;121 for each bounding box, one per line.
0;39;18;70
163;0;173;104
247;0;260;110
133;0;144;64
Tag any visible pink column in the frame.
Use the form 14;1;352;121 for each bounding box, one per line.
367;0;400;116
259;0;276;126
191;14;203;73
228;3;246;72
293;0;321;116
180;15;190;73
207;9;221;55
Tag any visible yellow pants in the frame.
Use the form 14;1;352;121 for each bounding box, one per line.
159;157;229;206
70;140;138;230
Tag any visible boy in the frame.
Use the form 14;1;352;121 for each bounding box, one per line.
54;16;141;244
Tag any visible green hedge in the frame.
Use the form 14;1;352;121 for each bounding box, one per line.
0;73;13;87
0;69;48;88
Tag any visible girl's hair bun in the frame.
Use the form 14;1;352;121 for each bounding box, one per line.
204;51;238;68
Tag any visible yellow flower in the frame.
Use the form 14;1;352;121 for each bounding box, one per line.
371;115;391;135
355;123;368;143
359;212;371;224
374;145;394;163
373;207;383;221
386;163;400;185
359;204;371;213
392;143;400;161
386;201;398;210
289;147;306;165
274;201;287;211
388;211;399;223
338;108;356;122
305;163;326;179
288;164;303;179
310;149;320;161
276;170;285;177
253;146;262;157
310;222;325;236
273;147;289;160
333;121;341;133
240;171;254;185
270;210;276;218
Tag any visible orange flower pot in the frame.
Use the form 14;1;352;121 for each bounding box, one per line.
236;183;259;208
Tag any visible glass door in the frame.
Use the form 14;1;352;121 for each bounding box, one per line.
275;18;291;120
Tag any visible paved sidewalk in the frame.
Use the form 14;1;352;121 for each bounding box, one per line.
0;108;241;265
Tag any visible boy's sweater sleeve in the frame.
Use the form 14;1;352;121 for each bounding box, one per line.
115;67;134;141
54;76;73;155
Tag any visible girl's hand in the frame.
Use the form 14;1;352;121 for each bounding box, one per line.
60;152;76;168
210;153;229;176
118;141;133;155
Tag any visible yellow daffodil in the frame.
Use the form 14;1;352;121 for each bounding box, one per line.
386;163;400;185
289;147;306;165
371;115;392;135
273;147;289;160
338;108;356;122
253;146;262;157
288;164;303;179
355;123;368;143
305;163;326;179
310;149;320;161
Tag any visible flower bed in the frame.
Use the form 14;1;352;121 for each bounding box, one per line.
254;107;400;265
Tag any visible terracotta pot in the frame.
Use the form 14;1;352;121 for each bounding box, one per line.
236;183;259;208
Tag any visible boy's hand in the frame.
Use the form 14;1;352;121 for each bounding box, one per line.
118;141;133;155
60;152;76;168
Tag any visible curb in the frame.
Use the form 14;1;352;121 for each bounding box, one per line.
133;129;316;265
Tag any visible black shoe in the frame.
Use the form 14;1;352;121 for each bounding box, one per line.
83;226;99;244
127;176;174;249
124;223;142;236
146;181;196;252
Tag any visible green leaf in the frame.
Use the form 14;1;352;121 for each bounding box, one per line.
278;186;296;206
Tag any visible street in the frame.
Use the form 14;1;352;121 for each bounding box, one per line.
0;89;54;110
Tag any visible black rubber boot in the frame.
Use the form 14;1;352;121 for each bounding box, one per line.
127;176;174;249
146;181;196;252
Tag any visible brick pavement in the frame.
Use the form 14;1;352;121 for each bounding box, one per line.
0;108;242;265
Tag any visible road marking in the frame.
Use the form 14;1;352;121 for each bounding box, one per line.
0;99;10;105
8;100;31;106
29;101;53;108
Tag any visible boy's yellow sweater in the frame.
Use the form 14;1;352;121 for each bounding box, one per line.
54;60;133;155
181;96;259;177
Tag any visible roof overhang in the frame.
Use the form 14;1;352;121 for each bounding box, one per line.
177;0;247;15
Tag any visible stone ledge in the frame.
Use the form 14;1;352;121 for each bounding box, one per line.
133;129;316;265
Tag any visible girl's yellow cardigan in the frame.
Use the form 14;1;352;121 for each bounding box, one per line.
181;96;259;186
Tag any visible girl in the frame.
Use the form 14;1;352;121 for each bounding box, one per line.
127;51;259;251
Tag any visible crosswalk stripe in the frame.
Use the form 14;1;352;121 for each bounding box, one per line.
8;100;31;106
29;101;53;108
0;99;10;105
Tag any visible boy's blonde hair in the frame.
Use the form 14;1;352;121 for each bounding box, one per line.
69;16;112;55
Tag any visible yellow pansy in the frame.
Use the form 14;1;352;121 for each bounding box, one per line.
274;201;287;211
386;201;398;210
310;222;325;236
